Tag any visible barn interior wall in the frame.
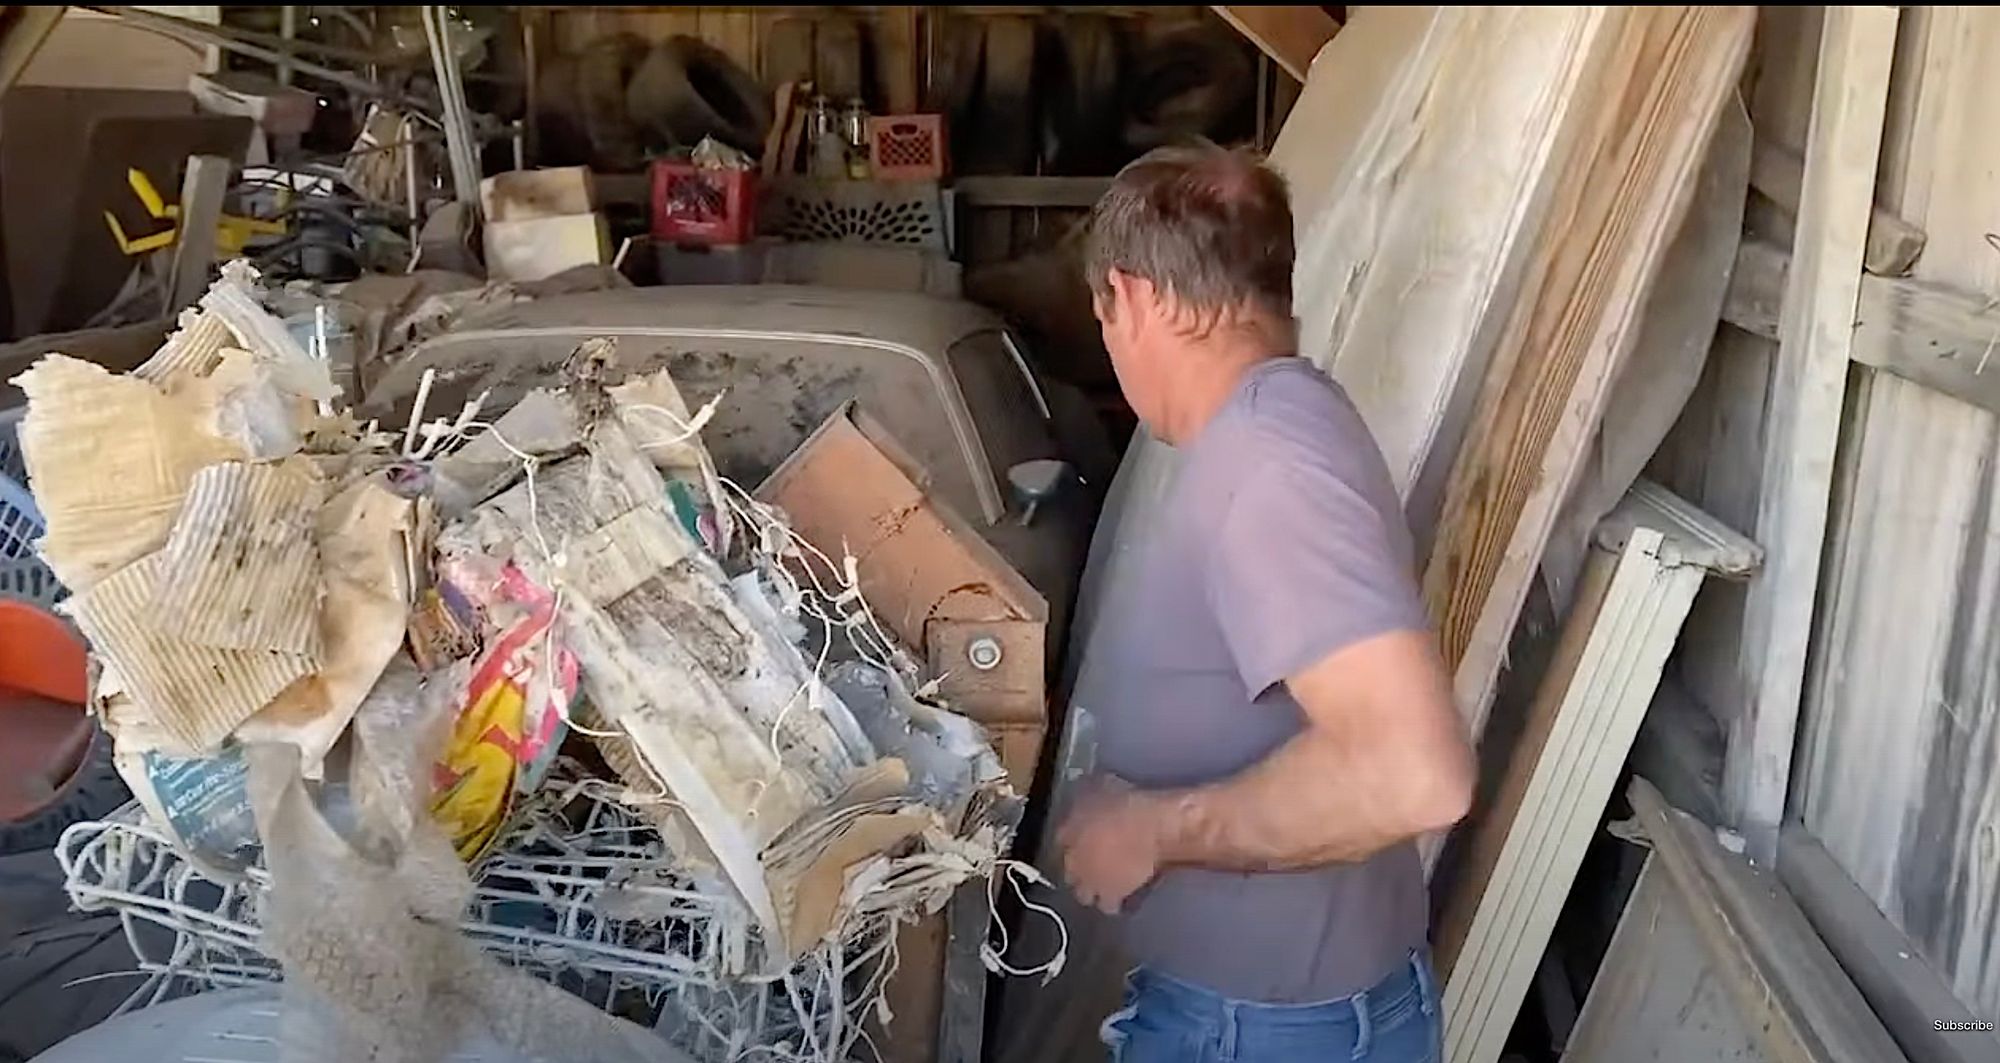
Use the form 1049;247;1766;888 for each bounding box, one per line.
1658;3;2000;1029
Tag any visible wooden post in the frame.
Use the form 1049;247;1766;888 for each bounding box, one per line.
876;6;922;115
1723;5;1900;863
165;154;231;312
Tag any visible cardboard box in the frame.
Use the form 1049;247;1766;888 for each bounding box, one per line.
480;167;598;223
483;214;610;283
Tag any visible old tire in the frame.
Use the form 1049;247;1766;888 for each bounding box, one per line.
812;17;865;102
1123;26;1256;151
628;36;772;154
0;722;123;857
1045;13;1123;174
575;33;650;170
963;15;1037;175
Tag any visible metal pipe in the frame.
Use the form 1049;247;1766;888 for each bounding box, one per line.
523;12;540;164
423;6;481;210
277;5;295;86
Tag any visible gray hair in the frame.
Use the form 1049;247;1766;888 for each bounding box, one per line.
1083;144;1295;324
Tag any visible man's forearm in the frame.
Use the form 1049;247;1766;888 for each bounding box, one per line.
1144;724;1466;873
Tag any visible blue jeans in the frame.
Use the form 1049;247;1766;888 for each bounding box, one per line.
1099;951;1441;1063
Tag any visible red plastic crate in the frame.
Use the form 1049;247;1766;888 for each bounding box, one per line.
868;115;947;182
649;161;757;246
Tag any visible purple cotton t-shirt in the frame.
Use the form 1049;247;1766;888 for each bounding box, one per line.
1077;356;1431;1003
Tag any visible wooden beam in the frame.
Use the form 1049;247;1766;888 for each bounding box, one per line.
165;154;230;313
1750;136;1928;276
874;6;921;115
1566;779;1911;1062
1723;238;2000;418
1723;5;1899;864
1778;826;2000;1063
1210;6;1340;82
0;6;63;95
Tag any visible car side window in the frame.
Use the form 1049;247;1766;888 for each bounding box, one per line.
945;330;1059;495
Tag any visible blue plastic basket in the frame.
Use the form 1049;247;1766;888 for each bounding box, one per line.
0;405;56;610
1;406;41;563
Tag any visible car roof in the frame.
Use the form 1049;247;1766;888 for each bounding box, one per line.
449;285;1010;357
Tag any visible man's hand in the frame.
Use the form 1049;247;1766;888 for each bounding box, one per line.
1056;776;1167;915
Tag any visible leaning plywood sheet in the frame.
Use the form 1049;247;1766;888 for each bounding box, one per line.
1564;779;1908;1063
1421;6;1754;737
1436;482;1759;1063
13;355;244;588
1539;99;1751;612
1273;6;1610;503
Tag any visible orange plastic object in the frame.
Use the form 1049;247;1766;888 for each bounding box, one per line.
0;599;87;705
869;115;947;182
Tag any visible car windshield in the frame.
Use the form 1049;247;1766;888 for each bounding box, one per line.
379;329;988;518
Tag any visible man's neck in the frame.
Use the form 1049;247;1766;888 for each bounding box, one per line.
1156;328;1289;445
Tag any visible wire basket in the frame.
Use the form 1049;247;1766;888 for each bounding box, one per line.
58;773;906;1063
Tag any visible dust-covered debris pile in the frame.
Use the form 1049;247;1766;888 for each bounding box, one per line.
20;262;1042;1063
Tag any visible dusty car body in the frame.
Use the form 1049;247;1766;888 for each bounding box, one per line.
363;285;1108;641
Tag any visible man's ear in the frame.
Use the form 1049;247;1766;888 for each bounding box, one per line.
1107;269;1153;325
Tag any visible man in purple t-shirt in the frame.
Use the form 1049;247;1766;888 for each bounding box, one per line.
1055;144;1477;1062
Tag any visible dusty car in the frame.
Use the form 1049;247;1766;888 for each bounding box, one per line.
363;285;1111;643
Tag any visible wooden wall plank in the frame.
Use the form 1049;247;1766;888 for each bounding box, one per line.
1780;826;2000;1063
1721;4;1898;863
1795;5;2000;1023
1723;238;2000;418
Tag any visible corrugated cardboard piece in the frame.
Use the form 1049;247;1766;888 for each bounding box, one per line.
72;552;315;755
14;355;245;588
757;403;1050;783
156;458;326;657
